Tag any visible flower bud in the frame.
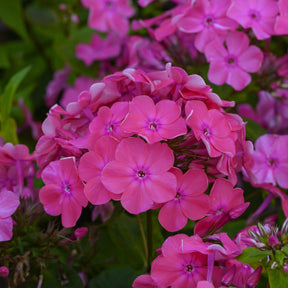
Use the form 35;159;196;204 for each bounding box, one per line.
0;266;9;277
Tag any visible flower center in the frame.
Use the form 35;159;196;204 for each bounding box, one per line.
137;170;146;179
267;158;278;167
203;127;211;137
64;184;71;194
249;10;260;21
204;16;214;26
227;56;236;65
149;122;158;130
108;124;113;132
175;192;181;199
185;264;193;273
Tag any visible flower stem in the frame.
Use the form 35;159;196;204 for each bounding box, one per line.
146;210;153;273
136;214;148;264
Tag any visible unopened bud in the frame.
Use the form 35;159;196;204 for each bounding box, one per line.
0;266;9;277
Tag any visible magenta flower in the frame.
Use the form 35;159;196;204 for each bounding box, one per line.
194;178;249;236
39;157;88;227
0;190;20;241
205;31;263;90
251;134;288;189
78;136;120;205
275;0;288;35
227;0;279;40
81;0;134;36
101;137;177;214
121;95;187;144
176;0;238;52
158;168;209;232
185;100;236;157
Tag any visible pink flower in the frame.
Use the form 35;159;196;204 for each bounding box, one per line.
0;266;9;277
176;0;238;52
78;136;120;205
227;0;279;40
0;190;20;241
158;168;209;232
251;134;288;189
275;0;288;35
101;137;177;214
132;274;158;288
39;157;88;227
194;178;249;236
121;95;187;144
185;100;236;157
205;31;263;90
81;0;134;36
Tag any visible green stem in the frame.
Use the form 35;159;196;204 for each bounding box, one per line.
146;210;153;273
136;215;148;263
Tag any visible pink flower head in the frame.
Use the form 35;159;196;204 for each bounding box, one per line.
0;266;9;277
176;0;238;52
39;157;88;227
121;95;187;144
251;134;288;189
227;0;279;39
81;0;134;36
195;178;249;236
205;31;263;90
185;100;236;158
158;168;209;232
78;136;120;205
101;137;177;214
151;234;223;288
132;274;158;288
0;190;20;241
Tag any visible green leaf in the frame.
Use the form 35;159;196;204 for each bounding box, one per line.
87;266;139;288
268;269;288;288
236;247;271;268
0;117;19;144
0;66;31;123
244;118;267;141
0;0;29;41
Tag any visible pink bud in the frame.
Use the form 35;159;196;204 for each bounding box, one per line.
74;227;88;240
268;235;279;247
0;266;9;277
247;266;262;288
284;263;288;273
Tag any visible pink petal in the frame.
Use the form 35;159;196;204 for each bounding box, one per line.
207;61;228;85
181;169;208;196
0;191;19;218
120;181;154;214
181;194;209;220
85;177;111;205
158;117;187;140
39;184;62;216
238;45;263;73
156;100;181;124
159;200;187;232
226;31;249;56
61;196;82;227
0;217;13;241
226;67;251;91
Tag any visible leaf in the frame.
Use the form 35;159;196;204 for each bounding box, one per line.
87;266;139;288
268;269;288;288
243;118;267;141
0;0;29;41
236;247;271;267
0;117;19;144
0;66;31;123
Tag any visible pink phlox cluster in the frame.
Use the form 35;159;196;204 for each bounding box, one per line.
0;190;20;241
158;167;209;232
250;134;288;189
101;137;177;214
81;0;134;36
194;178;249;236
0;143;35;198
76;33;122;66
275;0;288;35
227;0;279;40
204;31;263;91
238;90;288;133
39;157;88;227
78;136;120;205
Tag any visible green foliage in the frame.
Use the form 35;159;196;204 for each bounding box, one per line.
268;269;288;288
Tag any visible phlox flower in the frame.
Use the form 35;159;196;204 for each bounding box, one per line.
81;0;134;36
194;178;249;236
0;190;20;241
185;100;236;158
151;234;223;288
275;0;288;35
132;274;158;288
205;31;263;91
78;136;120;205
158;168;209;232
39;157;88;227
251;134;288;189
101;137;177;214
227;0;279;40
176;0;238;52
121;95;187;144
